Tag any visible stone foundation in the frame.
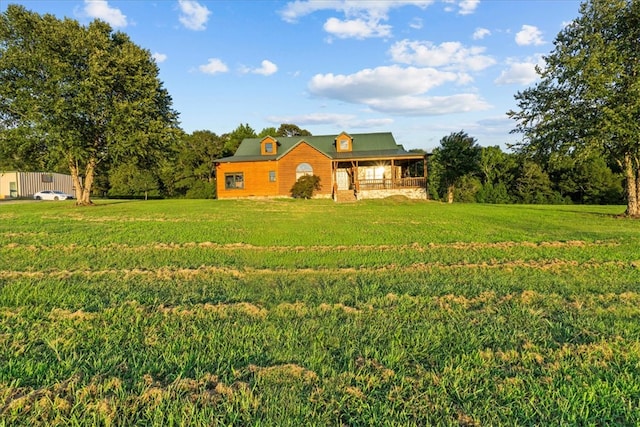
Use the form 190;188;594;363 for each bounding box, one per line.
357;188;427;200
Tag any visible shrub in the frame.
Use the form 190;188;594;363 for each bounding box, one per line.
291;175;321;199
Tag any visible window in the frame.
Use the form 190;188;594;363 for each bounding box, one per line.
224;173;244;190
41;173;53;183
296;163;313;180
339;139;349;150
265;142;273;153
269;171;276;182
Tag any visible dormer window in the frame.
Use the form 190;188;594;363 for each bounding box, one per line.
261;136;278;155
336;132;353;152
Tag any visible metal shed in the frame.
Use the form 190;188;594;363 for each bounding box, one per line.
0;172;75;199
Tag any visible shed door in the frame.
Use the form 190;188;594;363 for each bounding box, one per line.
336;169;350;190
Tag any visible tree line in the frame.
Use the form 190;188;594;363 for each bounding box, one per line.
0;2;638;213
105;123;311;200
427;131;623;205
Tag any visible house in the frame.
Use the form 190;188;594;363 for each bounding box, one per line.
214;132;428;201
0;171;75;199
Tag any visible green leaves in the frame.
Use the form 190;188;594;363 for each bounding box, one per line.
0;5;179;204
509;0;640;215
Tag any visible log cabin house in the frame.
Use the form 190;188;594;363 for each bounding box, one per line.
214;132;428;201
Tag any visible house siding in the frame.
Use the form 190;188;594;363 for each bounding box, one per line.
216;161;279;199
278;143;332;197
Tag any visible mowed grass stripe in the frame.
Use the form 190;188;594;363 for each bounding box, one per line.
2;241;637;272
0;239;623;250
1;259;639;280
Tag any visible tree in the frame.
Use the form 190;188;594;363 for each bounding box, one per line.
223;123;257;157
276;124;312;137
514;161;561;204
108;162;159;200
433;131;481;203
509;0;640;216
0;5;179;205
170;130;224;198
258;127;278;138
548;154;623;204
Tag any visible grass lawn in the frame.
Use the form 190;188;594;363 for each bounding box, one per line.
1;199;639;425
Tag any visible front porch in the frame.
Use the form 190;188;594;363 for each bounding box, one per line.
331;156;427;202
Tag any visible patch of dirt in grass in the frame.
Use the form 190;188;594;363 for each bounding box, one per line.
158;302;267;319
49;308;97;321
318;303;362;314
249;363;318;384
2;231;48;238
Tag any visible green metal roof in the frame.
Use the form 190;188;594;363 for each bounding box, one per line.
216;132;424;162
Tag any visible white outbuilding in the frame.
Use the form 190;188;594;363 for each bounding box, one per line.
0;171;75;199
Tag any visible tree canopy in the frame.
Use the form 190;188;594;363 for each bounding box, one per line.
509;0;640;216
432;131;481;203
0;5;179;205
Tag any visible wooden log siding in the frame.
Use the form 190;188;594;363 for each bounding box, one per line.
277;142;332;197
216;142;333;199
216;161;279;198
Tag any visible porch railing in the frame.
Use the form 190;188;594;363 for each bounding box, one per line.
357;177;426;190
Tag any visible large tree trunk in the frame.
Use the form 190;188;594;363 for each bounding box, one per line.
68;156;96;206
636;158;640;215
623;153;639;217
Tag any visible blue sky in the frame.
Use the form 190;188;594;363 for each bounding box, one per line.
1;0;583;151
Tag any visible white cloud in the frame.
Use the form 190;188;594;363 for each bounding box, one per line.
389;40;495;72
199;58;228;75
266;113;394;129
280;1;434;23
324;17;392;39
458;0;480;15
241;60;278;76
442;0;479;15
472;27;490;40
178;0;211;31
308;65;490;116
280;1;433;39
367;94;491;115
309;65;461;102
83;0;127;27
494;56;544;85
515;25;544;46
152;53;168;63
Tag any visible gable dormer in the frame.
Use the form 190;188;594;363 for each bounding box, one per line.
335;132;353;153
260;136;278;155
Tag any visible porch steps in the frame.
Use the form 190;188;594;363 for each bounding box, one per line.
334;190;357;203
